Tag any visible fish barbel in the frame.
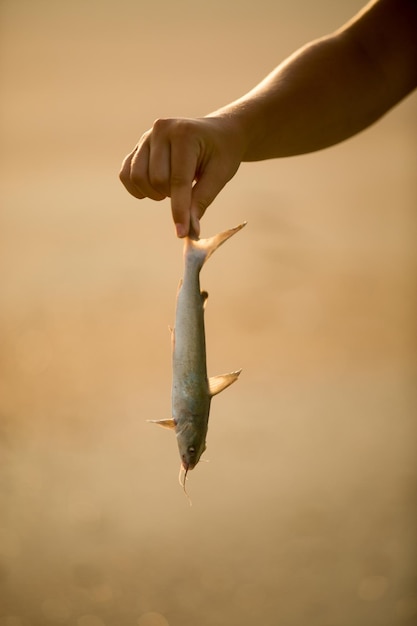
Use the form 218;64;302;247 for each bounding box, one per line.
149;222;246;492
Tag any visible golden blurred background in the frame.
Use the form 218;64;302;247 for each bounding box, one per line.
1;1;416;625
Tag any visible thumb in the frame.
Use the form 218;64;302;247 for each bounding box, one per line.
190;166;226;237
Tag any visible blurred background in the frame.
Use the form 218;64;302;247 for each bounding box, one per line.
1;1;416;625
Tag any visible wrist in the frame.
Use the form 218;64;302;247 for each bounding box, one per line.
204;105;254;162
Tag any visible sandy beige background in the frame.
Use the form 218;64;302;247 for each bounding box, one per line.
1;1;416;625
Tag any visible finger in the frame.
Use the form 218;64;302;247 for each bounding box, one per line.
189;162;225;228
190;156;242;234
170;141;198;238
130;139;166;202
119;148;145;199
148;132;171;198
189;210;201;240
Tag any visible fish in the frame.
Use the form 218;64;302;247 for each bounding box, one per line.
149;222;246;496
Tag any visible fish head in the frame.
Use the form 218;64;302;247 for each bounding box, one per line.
176;423;207;471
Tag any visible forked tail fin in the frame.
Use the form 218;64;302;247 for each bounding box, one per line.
184;222;247;269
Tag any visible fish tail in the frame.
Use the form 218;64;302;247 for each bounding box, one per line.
184;222;247;268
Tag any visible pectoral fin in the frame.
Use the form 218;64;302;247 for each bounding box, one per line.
147;418;177;430
209;369;242;397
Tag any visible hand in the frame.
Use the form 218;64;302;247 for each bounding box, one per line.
119;116;244;238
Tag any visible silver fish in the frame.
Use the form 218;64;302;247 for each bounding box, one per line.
149;222;246;494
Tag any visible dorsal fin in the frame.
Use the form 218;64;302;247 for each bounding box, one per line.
208;369;242;397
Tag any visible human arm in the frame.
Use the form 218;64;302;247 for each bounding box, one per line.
119;0;417;237
223;0;417;160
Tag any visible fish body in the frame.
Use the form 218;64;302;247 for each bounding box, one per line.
150;222;246;482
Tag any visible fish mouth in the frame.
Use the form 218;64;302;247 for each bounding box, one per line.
181;459;196;472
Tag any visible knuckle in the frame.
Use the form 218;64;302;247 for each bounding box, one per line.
149;173;169;196
151;117;172;134
152;117;194;141
172;119;195;142
138;128;151;145
129;169;166;200
150;193;166;201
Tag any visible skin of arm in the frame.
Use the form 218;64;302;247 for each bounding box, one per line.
119;0;417;238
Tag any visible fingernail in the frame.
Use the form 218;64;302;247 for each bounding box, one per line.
175;223;186;238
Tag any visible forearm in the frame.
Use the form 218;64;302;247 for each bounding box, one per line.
209;0;417;161
209;36;389;160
